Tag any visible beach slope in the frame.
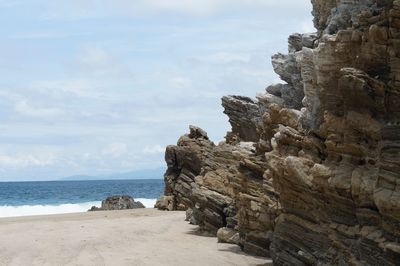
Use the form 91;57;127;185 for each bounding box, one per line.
0;209;269;266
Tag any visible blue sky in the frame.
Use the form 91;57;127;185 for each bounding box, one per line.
0;0;313;181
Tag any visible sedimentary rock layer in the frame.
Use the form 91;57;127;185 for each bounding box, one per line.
158;122;279;256
157;0;400;264
269;1;400;265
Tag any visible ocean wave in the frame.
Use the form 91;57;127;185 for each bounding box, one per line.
0;198;157;218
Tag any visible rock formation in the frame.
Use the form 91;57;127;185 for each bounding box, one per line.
89;195;145;211
157;123;279;256
157;0;400;264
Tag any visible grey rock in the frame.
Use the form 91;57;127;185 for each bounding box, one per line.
89;195;145;211
221;95;263;142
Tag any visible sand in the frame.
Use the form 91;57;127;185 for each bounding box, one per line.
0;209;271;266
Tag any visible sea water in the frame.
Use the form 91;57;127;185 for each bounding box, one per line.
0;179;164;218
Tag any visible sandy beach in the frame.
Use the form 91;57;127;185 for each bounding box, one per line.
0;209;270;266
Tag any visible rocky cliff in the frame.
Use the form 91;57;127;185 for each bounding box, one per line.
157;0;400;265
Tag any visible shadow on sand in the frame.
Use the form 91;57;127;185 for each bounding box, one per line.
184;226;216;238
217;245;273;265
184;226;273;265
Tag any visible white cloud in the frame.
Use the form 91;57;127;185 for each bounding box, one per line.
144;0;311;15
9;30;91;40
101;143;128;157
41;0;312;19
78;47;111;68
75;46;132;78
0;1;21;8
190;52;251;65
30;79;95;98
143;145;165;155
0;0;314;180
0;154;55;168
144;0;219;15
168;77;192;89
14;100;65;118
0;90;67;119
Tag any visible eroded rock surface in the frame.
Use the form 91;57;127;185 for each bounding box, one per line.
89;195;145;211
157;1;400;264
268;1;400;265
157;122;279;256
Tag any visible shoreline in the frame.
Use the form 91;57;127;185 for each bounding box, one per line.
0;198;157;218
0;209;270;265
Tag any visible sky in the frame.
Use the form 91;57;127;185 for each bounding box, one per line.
0;0;314;181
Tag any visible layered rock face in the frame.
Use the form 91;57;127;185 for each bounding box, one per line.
158;123;280;256
157;0;400;264
269;1;400;264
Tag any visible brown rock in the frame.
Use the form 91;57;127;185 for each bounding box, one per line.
155;196;174;211
158;1;400;265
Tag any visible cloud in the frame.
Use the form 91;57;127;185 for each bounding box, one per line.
39;0;312;19
0;154;55;168
14;100;65;118
75;46;133;78
0;1;22;8
29;79;100;98
143;0;311;15
0;90;66;119
143;0;219;15
0;0;314;180
168;77;192;89
143;145;165;155
190;52;251;65
101;143;128;157
9;31;91;40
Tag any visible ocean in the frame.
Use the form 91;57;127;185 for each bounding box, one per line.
0;179;164;218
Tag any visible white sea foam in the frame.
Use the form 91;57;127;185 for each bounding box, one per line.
135;198;157;208
0;198;157;218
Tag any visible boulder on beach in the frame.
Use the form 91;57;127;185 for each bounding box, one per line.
155;195;174;211
89;195;145;211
